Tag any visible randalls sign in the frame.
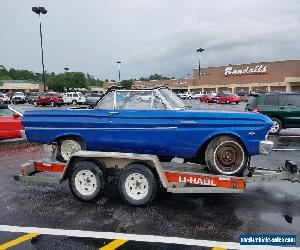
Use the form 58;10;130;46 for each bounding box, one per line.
225;64;268;77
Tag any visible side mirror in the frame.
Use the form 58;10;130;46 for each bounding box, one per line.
13;113;20;118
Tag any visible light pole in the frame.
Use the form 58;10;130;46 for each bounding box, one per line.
64;67;70;73
117;61;122;82
196;48;204;79
32;6;47;92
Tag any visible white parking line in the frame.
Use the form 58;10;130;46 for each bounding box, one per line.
273;149;300;151
0;225;296;250
269;136;300;138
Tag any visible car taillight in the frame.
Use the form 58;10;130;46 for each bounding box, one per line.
252;107;260;112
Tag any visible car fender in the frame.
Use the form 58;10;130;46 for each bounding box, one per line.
51;132;85;144
198;130;249;155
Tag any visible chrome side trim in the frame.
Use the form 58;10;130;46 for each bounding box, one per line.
20;130;27;140
181;120;197;124
26;127;178;130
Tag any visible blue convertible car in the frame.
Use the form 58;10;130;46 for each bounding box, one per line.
22;87;273;176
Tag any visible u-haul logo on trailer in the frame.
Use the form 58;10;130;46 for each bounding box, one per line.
178;175;217;186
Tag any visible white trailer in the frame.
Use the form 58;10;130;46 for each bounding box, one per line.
14;150;300;206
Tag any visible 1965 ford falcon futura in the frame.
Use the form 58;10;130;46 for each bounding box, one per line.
22;87;273;176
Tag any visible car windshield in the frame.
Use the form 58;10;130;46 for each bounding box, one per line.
158;88;186;109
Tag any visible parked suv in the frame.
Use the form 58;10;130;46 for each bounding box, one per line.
245;93;300;134
33;93;63;107
11;92;26;104
62;92;86;105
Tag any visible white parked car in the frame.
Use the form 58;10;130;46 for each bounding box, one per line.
11;92;26;104
178;91;203;99
191;91;203;99
178;91;193;99
0;93;11;104
62;92;86;105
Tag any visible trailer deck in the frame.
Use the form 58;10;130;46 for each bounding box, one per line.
14;150;300;205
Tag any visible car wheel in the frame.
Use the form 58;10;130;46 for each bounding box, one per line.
69;161;105;202
50;101;55;107
118;164;157;206
216;100;220;104
226;100;230;104
235;102;239;104
269;117;282;135
72;100;77;105
205;136;248;176
57;137;86;162
33;101;38;107
188;96;192;100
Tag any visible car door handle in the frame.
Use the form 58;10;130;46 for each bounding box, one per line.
109;111;119;116
181;120;197;124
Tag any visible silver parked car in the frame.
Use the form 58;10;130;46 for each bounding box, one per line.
85;93;103;106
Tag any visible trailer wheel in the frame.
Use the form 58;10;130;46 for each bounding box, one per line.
205;136;248;176
118;164;157;206
57;137;86;162
69;161;105;202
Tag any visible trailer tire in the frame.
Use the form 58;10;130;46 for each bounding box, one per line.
205;135;248;176
69;161;105;202
56;137;86;162
118;164;157;206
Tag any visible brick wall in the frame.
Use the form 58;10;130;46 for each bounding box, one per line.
192;60;300;86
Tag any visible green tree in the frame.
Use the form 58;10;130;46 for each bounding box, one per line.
120;79;134;89
139;77;149;81
47;72;88;92
86;73;103;87
0;75;12;80
149;74;170;80
139;74;170;81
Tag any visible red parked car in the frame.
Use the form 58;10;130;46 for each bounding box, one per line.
199;94;215;103
0;105;23;140
33;93;63;107
215;93;241;104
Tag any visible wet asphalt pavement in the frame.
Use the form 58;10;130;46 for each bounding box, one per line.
1;101;300;249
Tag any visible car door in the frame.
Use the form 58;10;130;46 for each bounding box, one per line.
90;91;118;151
279;94;300;128
0;108;22;139
258;94;279;117
105;90;179;155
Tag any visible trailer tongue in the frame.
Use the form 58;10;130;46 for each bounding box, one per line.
14;151;300;206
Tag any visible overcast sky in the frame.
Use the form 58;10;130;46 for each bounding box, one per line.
1;0;300;80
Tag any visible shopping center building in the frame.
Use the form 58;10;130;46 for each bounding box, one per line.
132;59;300;93
0;80;44;93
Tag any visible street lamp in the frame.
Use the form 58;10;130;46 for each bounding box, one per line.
196;48;204;79
32;6;47;92
64;67;70;73
116;61;122;82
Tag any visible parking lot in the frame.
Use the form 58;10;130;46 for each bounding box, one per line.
1;101;300;249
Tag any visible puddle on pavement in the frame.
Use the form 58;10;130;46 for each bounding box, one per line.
261;212;300;231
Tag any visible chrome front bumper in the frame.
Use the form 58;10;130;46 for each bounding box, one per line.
259;140;274;155
20;130;27;141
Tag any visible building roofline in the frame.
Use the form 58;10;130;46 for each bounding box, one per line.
192;59;300;70
0;80;39;84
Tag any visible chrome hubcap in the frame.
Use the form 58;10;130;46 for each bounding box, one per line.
61;140;82;161
270;121;279;133
75;170;97;196
125;173;149;200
